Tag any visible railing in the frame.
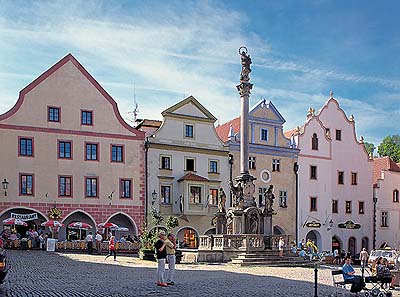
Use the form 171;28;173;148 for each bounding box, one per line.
263;234;291;250
199;234;267;252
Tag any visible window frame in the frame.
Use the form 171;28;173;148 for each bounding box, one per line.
381;211;389;227
58;140;73;160
393;189;399;203
279;190;287;208
311;133;319;150
81;110;94;126
260;128;268;142
184;124;194;138
48;106;61;123
310;196;317;212
249;156;256;170
110;144;124;163
359;201;364;214
85;142;99;161
338;171;344;185
209;160;219;173
161;184;172;204
310;165;317;180
160;155;172;170
272;159;281;172
189;185;202;204
119;178;132;199
19;173;34;196
209;188;218;206
351;172;358;185
58;175;73;198
85;176;99;198
185;157;196;172
18;137;34;157
332;199;338;214
345;200;352;214
336;129;342;141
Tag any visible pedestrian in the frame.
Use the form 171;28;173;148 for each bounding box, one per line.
95;231;102;254
85;232;93;254
297;239;305;250
39;233;45;250
360;248;368;268
278;237;285;257
154;231;168;287
105;235;117;261
165;233;176;285
333;249;340;265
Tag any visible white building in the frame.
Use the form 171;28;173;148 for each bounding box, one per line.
286;94;373;254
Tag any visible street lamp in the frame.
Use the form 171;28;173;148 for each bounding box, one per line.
373;184;379;250
151;190;157;206
2;178;9;196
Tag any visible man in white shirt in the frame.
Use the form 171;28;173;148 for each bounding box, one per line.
95;232;103;254
85;232;93;254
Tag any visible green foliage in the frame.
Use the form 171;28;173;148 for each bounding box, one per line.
150;207;164;226
364;142;375;156
166;216;179;232
377;135;400;162
139;222;157;250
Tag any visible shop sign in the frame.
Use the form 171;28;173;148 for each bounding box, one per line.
338;220;361;229
10;212;38;221
306;221;321;228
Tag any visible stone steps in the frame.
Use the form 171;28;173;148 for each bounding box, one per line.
230;252;311;267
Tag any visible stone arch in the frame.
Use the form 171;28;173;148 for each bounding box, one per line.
331;235;343;253
0;206;48;222
176;226;200;249
361;237;369;251
59;209;97;241
106;212;138;236
348;237;356;256
306;230;322;251
204;227;216;235
273;225;285;235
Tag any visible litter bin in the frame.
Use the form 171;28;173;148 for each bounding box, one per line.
20;240;28;250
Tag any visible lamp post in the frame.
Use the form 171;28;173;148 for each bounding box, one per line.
373;184;378;250
2;178;9;196
293;162;299;243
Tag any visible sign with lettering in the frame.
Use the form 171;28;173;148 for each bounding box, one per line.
338;220;361;229
306;221;321;228
10;212;38;221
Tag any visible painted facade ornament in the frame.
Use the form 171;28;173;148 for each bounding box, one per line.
49;207;62;219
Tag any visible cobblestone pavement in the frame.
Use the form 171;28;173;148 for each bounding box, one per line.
2;250;400;296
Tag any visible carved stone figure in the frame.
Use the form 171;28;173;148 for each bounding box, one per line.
229;180;243;209
217;188;227;213
264;184;275;213
239;47;252;83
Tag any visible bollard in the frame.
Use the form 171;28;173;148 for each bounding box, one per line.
314;266;318;297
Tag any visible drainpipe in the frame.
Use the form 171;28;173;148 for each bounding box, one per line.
294;162;299;244
144;137;150;225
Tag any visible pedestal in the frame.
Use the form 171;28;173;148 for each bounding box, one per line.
263;212;273;236
232;210;243;234
216;212;227;235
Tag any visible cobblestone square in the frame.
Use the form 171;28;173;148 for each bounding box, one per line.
3;250;399;296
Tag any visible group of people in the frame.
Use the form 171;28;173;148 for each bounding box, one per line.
1;228;50;250
154;231;176;287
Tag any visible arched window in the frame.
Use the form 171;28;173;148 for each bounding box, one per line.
393;189;399;203
312;133;318;150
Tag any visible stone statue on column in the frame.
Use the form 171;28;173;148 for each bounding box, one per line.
264;184;275;213
217;188;227;213
239;47;252;83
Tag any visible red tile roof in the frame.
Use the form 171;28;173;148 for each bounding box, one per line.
216;116;240;142
373;156;400;183
284;128;297;139
177;173;209;182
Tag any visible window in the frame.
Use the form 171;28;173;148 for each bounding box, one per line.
310;197;317;211
185;158;195;171
312;133;318;150
351;172;358;185
272;159;280;172
19;137;33;157
345;201;352;214
279;191;287;208
336;129;341;140
209;160;218;173
258;187;267;206
120;179;132;198
59;176;72;197
161;156;171;169
249;157;256;170
209;188;218;205
185;124;194;138
393;190;399;203
111;145;123;162
161;185;171;204
338;171;344;185
359;201;364;214
260;128;268;141
48;107;60;122
20;174;33;195
332;200;338;213
381;211;388;227
310;165;317;180
81;110;93;125
85;177;98;197
189;186;201;204
85;143;98;161
58;141;72;159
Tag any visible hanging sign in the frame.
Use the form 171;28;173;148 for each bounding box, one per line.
10;212;38;221
338;220;361;229
306;221;321;228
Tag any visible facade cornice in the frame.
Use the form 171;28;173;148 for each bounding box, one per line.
149;142;229;156
163;113;216;123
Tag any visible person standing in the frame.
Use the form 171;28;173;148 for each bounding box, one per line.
154;231;168;287
360;248;368;268
95;231;103;255
278;237;285;257
85;232;93;254
165;233;176;285
105;235;117;261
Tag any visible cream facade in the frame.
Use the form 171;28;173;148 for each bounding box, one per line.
0;54;145;240
288;95;373;254
143;96;230;248
216;99;299;238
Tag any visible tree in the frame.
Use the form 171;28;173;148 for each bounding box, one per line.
364;142;375;156
377;135;400;163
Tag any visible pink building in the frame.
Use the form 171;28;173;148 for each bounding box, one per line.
286;94;373;254
0;54;145;240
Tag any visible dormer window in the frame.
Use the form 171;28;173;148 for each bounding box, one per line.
312;133;318;150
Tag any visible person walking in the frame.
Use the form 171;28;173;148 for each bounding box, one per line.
85;232;93;254
105;235;117;261
360;248;368;268
154;231;168;287
95;231;103;255
165;233;176;285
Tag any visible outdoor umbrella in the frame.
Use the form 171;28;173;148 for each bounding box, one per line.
3;218;28;226
41;220;64;227
97;222;118;238
68;222;93;240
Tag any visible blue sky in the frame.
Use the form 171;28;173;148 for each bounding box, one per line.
1;0;399;147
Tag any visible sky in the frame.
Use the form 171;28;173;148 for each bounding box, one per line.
1;0;399;147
